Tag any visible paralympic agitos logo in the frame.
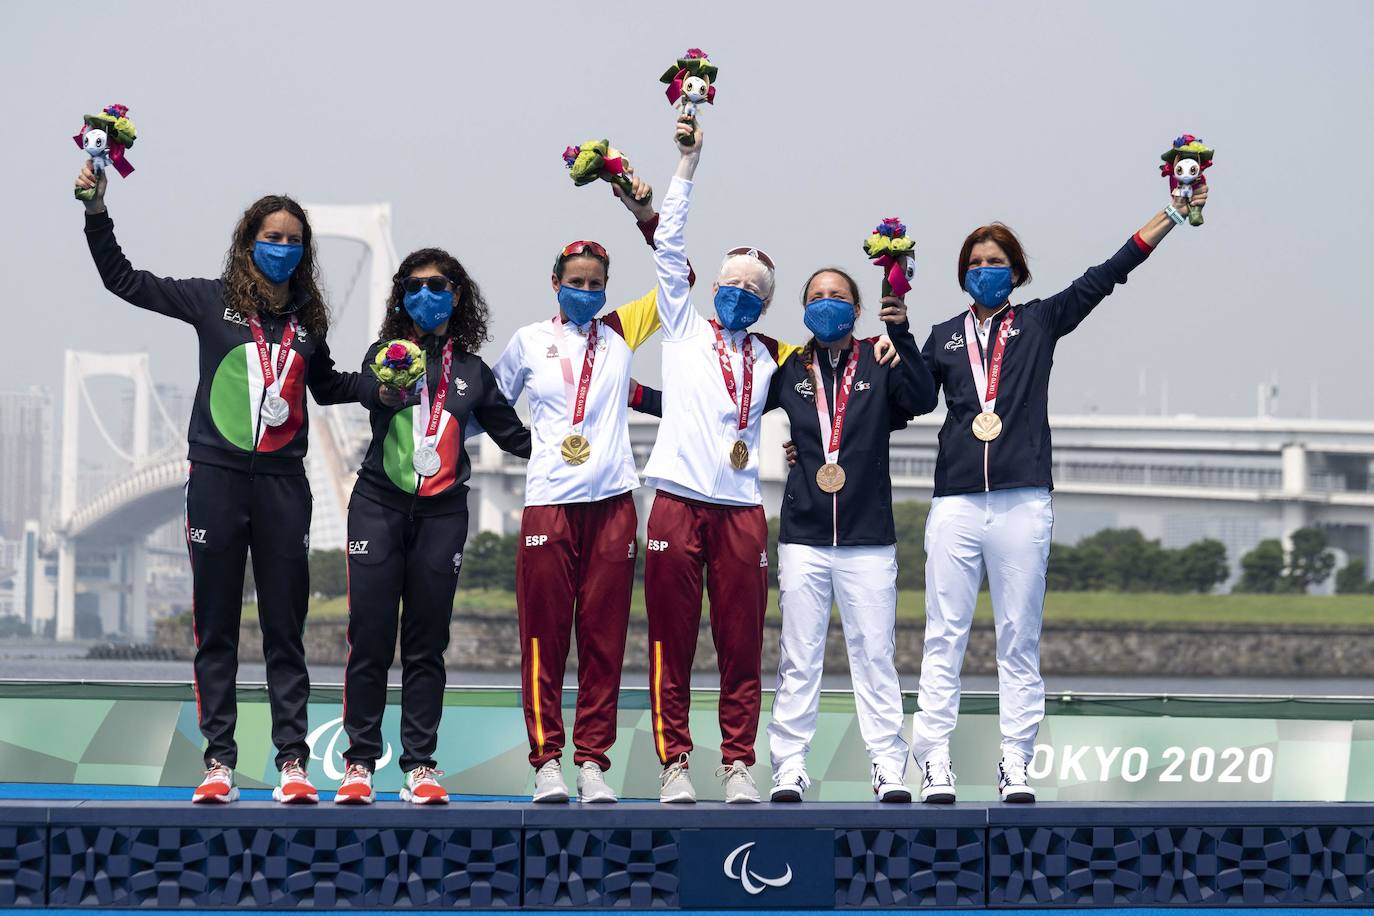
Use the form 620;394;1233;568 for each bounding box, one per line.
723;841;793;895
306;716;394;781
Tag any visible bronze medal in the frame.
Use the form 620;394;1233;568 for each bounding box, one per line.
729;439;749;470
816;462;846;493
561;434;591;465
971;411;1003;442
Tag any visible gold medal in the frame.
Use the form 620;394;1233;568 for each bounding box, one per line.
729;439;749;470
561;434;591;465
972;411;1003;442
816;462;846;493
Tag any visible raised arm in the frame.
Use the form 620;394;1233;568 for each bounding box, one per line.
652;118;707;341
877;297;938;418
77;164;217;324
1039;181;1210;337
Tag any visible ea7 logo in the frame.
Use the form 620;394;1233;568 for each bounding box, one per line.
525;535;549;547
944;332;965;351
648;539;669;552
188;528;208;544
221;308;249;327
348;540;369;555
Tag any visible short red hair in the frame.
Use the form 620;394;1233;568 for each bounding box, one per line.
957;223;1031;291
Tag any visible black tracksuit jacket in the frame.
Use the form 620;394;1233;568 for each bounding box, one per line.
921;236;1153;497
767;322;937;546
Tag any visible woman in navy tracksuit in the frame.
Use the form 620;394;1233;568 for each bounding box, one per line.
911;181;1212;805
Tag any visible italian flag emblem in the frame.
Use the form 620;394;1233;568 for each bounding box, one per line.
208;343;305;452
382;406;461;494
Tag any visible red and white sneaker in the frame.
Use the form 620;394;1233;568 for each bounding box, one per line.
333;763;376;805
192;760;238;804
400;766;449;805
272;758;319;804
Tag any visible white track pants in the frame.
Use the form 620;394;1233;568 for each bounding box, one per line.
911;487;1053;765
769;543;907;775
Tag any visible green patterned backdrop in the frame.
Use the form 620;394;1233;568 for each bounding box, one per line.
1;683;1370;801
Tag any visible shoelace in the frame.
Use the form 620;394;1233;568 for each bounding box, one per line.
343;764;370;783
410;766;443;785
873;766;901;788
1001;758;1029;785
281;759;308;782
203;761;231;782
580;762;603;779
926;761;955;785
661;754;689;787
715;762;749;783
776;767;809;791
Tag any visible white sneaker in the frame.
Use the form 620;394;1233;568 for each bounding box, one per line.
717;761;761;804
273;758;319;804
919;759;957;804
769;763;810;803
576;761;617;804
333;763;376;805
659;753;696;804
532;759;569;803
191;760;238;804
401;765;449;805
997;754;1036;803
872;763;913;803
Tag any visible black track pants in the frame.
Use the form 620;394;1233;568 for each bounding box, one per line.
185;462;312;770
342;492;468;773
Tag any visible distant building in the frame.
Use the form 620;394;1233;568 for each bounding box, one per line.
0;388;53;540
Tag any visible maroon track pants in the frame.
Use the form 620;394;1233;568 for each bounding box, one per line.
516;492;637;770
644;490;769;767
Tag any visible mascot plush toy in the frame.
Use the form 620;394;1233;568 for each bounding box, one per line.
659;48;717;147
1160;134;1213;227
73;104;137;202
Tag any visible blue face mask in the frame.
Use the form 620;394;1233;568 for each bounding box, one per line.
556;286;607;326
964;266;1014;309
714;285;765;331
803;297;856;345
403;288;455;332
252;240;304;285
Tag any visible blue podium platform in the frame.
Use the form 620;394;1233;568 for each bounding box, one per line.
1;799;1372;909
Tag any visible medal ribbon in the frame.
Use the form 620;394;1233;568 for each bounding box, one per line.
710;320;754;432
417;338;454;452
963;307;1015;413
811;346;861;465
553;316;599;435
247;314;297;402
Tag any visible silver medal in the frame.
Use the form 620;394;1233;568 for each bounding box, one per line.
413;445;441;477
261;393;289;428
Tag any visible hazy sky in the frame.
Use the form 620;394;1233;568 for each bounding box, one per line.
6;0;1372;420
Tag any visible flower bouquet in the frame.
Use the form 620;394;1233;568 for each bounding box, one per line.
562;139;634;194
73;103;137;201
371;340;427;389
862;217;916;298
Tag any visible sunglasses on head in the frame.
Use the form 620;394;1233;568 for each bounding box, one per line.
561;240;609;260
726;245;776;272
402;276;456;295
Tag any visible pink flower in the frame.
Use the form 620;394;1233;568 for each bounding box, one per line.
684;47;707;59
386;343;408;362
877;217;907;238
562;145;580;168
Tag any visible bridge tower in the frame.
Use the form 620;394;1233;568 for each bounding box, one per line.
55;352;170;641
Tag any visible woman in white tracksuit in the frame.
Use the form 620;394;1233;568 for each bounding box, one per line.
765;267;936;803
911;181;1211;805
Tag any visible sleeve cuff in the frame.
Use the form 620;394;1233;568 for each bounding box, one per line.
669;176;694;195
630;383;644;409
637;213;660;247
84;210;113;230
1132;232;1154;254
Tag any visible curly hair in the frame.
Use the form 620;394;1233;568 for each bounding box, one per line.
798;266;862;372
377;248;491;354
221;195;330;338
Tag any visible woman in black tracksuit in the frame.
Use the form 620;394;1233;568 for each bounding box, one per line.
75;164;382;805
336;248;532;805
